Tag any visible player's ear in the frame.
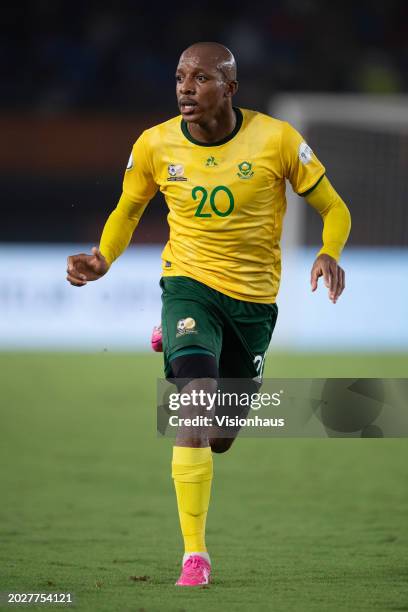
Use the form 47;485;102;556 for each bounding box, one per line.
224;80;238;97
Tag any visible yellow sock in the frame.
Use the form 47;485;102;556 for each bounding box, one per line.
172;446;213;553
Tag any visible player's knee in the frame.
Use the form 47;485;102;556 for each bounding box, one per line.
170;351;218;379
210;437;235;454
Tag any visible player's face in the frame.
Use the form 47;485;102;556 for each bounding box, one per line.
176;54;231;122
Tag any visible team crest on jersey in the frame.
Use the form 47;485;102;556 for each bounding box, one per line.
176;317;197;337
237;161;254;179
167;164;187;181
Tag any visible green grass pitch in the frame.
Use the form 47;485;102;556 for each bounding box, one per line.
1;352;408;611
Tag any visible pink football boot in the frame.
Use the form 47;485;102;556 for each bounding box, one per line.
176;555;211;586
151;325;163;352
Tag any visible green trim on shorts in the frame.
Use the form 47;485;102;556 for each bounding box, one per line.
169;347;215;361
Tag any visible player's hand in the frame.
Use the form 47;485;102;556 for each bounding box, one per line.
66;247;109;287
310;254;345;304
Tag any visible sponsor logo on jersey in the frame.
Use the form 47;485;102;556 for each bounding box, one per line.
176;317;197;337
237;161;254;179
299;142;313;165
126;152;133;170
167;164;187;181
205;156;218;167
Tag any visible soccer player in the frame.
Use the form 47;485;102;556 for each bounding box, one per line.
66;42;351;586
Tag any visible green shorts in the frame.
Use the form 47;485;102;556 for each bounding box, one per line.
160;276;278;379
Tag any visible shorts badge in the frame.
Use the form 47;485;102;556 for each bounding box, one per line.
176;317;197;337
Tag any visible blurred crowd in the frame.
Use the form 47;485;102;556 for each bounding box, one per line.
4;0;408;115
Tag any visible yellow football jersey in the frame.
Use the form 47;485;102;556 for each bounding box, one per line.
121;108;325;303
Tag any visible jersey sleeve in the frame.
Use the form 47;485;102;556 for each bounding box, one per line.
280;121;325;195
306;176;351;261
122;130;159;203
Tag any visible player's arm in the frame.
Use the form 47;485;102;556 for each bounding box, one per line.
66;131;158;287
66;194;148;287
99;193;149;267
304;176;351;303
280;121;351;304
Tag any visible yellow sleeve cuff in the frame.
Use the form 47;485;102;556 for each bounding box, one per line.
317;243;344;262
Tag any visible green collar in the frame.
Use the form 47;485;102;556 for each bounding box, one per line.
180;107;243;147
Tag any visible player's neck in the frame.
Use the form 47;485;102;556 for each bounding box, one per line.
187;106;237;144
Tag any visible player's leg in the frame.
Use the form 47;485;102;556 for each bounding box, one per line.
171;351;218;447
209;297;278;453
209;377;261;453
169;352;218;585
160;277;222;586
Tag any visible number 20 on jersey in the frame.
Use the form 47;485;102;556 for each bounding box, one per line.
193;185;235;218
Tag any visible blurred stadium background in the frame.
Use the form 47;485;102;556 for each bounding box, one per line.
1;0;407;353
1;2;407;610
